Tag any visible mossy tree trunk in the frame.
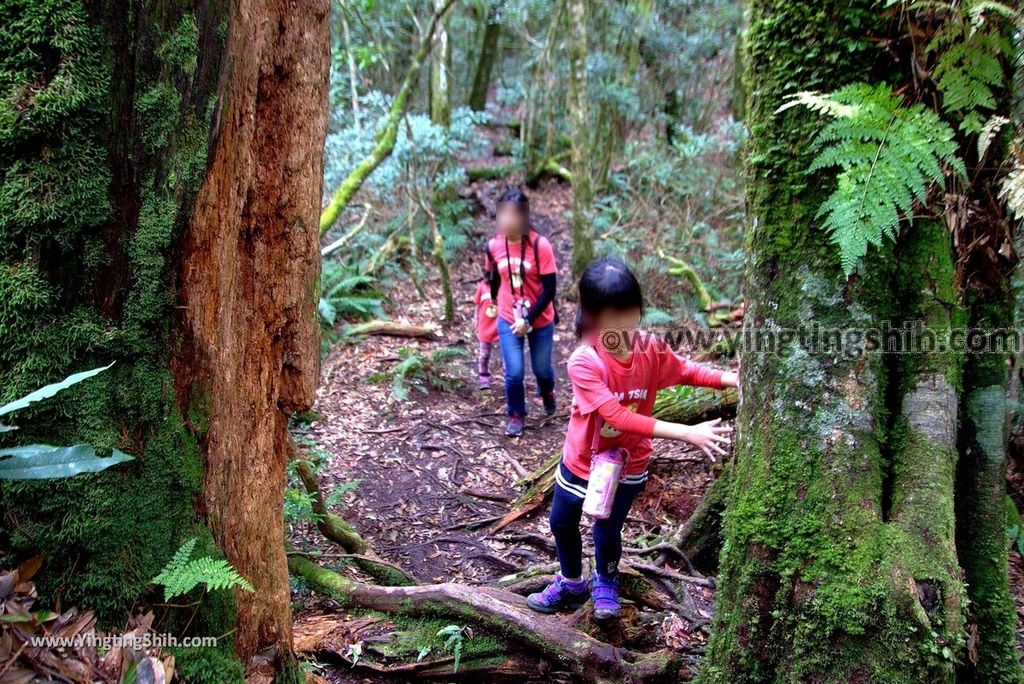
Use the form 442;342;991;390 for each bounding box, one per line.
566;0;594;277
0;0;329;677
704;1;1019;681
429;0;452;127
468;2;501;111
955;280;1021;683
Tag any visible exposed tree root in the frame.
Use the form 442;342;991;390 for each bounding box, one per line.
289;555;678;683
660;460;732;573
291;453;417;586
488;452;560;533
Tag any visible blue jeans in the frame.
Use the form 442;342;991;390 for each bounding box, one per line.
550;462;647;578
497;318;555;417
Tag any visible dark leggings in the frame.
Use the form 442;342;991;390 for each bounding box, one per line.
549;462;646;579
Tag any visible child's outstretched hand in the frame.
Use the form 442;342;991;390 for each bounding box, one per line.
658;418;733;461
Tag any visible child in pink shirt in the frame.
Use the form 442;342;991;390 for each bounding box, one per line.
526;257;738;620
473;278;500;389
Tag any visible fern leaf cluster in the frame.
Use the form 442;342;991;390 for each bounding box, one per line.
920;0;1021;132
784;83;963;274
153;538;255;602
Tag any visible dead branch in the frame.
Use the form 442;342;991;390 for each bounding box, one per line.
343;319;441;338
291;451;417;586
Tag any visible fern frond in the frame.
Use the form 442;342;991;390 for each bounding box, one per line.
154;538;197;584
1001;160;1024;219
978;115;1010;158
928;0;1019;131
777;91;858;119
430;347;466;363
791;83;963;274
153;539;254;601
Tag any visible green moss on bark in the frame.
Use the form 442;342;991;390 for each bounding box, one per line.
704;2;971;682
955;286;1023;684
0;7;234;676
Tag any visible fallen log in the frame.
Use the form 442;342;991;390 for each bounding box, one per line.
650;386;738;425
289;555;677;683
293;612;543;679
465;162;521;181
342;320;441;339
527;157;572;184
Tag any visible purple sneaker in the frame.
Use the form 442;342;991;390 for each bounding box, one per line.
526;574;589;614
505;414;525;437
478;374;491;390
591;574;620;620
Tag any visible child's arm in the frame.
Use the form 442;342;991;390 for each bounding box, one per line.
660;348;738;390
592;398;733;460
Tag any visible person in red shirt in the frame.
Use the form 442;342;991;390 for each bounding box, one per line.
473;277;500;389
484;187;558;437
526;257;738;620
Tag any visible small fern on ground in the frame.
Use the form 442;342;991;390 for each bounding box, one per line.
436;624;470;673
318;261;385;327
781;83;964;274
367;346;466;400
153;538;254;602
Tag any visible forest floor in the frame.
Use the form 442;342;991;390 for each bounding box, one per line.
291;128;1024;680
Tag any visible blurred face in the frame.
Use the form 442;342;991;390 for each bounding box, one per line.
595;307;642;334
496;204;528;238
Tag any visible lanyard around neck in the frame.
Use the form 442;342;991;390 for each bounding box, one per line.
504;234;528;299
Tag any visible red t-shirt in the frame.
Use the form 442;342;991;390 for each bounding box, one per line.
563;336;727;478
486;230;557;328
473;280;499;344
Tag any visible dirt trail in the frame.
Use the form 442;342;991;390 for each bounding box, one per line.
292;136;721;681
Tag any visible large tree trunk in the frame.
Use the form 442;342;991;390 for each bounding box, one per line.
176;0;329;670
703;1;1016;680
0;0;329;678
955;262;1021;683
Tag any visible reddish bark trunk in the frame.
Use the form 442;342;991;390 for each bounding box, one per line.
176;0;330;667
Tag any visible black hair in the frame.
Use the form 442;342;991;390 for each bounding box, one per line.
574;257;644;338
497;186;530;213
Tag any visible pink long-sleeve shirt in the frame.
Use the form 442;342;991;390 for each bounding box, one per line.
563;335;726;478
